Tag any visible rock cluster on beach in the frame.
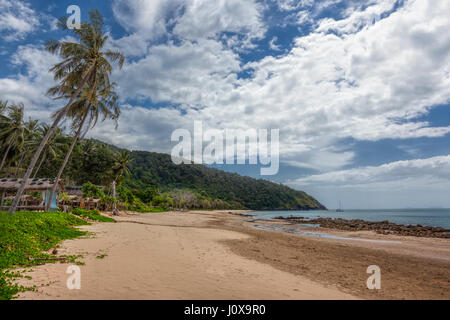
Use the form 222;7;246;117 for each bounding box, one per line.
274;216;450;239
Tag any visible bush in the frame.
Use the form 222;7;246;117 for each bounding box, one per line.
81;182;104;199
117;185;134;204
58;193;71;203
72;209;115;223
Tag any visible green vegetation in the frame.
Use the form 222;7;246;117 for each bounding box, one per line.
81;182;105;199
0;211;88;300
124;151;326;210
72;209;115;223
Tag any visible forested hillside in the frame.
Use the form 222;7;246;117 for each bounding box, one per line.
125;151;326;210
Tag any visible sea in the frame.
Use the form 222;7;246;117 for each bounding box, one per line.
250;209;450;230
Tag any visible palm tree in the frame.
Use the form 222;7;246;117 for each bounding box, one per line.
45;81;121;211
0;104;29;173
10;9;124;214
110;150;132;215
32;124;64;178
113;150;132;183
0;100;7;115
13;119;39;177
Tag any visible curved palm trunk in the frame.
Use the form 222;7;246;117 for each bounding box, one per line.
33;153;47;179
5;162;11;178
0;143;12;173
46;110;89;211
14;153;25;177
8;72;92;214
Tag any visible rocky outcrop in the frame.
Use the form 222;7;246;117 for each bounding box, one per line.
274;216;450;239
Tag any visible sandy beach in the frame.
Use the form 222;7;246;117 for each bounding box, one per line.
15;210;450;300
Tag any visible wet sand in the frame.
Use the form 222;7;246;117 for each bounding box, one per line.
222;214;450;299
15;210;450;300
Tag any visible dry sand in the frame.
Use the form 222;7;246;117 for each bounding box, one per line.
16;211;357;300
15;210;450;300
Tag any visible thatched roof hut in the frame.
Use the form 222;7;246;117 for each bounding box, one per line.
0;178;64;211
66;186;83;197
0;178;64;192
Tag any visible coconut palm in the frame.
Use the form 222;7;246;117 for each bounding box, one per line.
10;9;124;214
32;124;64;178
13;119;39;177
110;150;132;215
113;150;132;183
0;100;7;115
0;100;9;171
0;104;29;173
45;81;120;211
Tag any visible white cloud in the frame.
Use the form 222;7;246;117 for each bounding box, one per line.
105;0;450;173
287;155;450;209
0;45;59;120
0;0;39;41
269;36;282;51
117;38;241;105
173;0;266;45
290;155;450;187
88;105;192;154
274;0;314;12
111;0;266;55
112;0;181;34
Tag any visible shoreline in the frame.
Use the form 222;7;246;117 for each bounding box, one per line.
270;216;450;239
14;210;450;300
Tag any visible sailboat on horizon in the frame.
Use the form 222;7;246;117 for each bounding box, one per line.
336;200;344;212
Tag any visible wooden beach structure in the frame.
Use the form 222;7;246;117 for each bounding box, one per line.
63;186;102;211
0;178;64;211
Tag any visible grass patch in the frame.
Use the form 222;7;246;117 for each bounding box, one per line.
96;254;108;259
0;211;89;300
72;209;116;223
131;207;166;213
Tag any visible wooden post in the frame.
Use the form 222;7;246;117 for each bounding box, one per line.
43;190;48;212
112;181;118;216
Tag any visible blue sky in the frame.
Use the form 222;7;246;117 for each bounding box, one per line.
1;0;450;209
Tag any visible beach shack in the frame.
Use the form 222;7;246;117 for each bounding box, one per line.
0;178;64;212
64;186;102;210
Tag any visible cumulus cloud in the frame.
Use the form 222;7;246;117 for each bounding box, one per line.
111;0;266;55
0;0;40;41
0;45;59;120
173;0;266;45
102;0;450;173
274;0;314;12
112;0;182;37
117;39;241;104
290;155;450;187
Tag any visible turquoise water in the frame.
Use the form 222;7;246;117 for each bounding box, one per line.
250;209;450;229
